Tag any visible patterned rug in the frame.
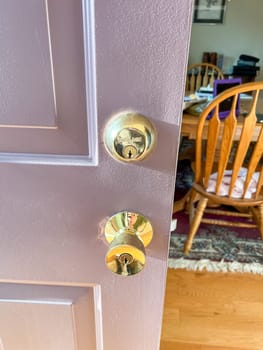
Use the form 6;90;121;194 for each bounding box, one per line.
169;159;263;275
169;228;263;275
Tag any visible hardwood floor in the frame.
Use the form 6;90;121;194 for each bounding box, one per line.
160;268;263;350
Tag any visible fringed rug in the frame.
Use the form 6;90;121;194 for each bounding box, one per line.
169;226;263;275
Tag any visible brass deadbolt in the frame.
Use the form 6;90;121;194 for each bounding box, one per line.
104;110;157;162
104;211;153;276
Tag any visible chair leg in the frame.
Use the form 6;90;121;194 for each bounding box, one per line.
173;188;196;214
184;196;208;254
187;189;200;219
258;204;263;239
250;205;263;239
173;191;190;213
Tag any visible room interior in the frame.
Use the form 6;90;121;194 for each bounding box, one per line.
160;1;263;349
188;0;263;81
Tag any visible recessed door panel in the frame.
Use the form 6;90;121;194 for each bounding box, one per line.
0;0;56;128
0;282;101;349
0;0;96;165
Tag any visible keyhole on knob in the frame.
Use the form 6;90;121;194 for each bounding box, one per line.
119;253;134;266
118;253;134;276
128;150;132;158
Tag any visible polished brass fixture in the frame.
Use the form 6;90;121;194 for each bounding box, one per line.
104;110;157;162
104;211;153;276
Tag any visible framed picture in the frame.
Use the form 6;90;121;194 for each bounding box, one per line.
193;0;226;24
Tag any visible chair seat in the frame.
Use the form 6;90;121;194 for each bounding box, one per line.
206;167;260;199
193;182;263;207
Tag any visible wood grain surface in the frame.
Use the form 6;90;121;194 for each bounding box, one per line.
160;268;263;350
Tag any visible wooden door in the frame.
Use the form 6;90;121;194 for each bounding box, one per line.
0;0;193;349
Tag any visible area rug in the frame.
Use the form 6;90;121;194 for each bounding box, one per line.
169;159;263;275
169;228;263;275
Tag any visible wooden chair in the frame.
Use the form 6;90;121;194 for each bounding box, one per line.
183;81;263;253
186;62;224;93
180;63;225;162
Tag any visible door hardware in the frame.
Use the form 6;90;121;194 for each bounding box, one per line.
104;110;157;162
104;211;153;276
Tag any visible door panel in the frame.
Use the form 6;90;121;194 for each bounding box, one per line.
0;0;55;128
0;281;101;349
0;0;96;164
0;0;193;349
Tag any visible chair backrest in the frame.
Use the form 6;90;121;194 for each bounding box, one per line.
195;81;263;201
186;63;224;93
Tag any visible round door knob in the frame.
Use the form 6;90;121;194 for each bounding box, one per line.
104;211;153;276
103;110;157;162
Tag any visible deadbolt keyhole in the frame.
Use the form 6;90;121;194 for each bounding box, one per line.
122;144;138;159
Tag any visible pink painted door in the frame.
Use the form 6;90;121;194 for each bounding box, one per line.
0;0;193;349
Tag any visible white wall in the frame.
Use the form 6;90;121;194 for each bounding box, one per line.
188;0;263;80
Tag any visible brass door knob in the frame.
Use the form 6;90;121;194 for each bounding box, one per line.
104;110;157;162
104;211;153;276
